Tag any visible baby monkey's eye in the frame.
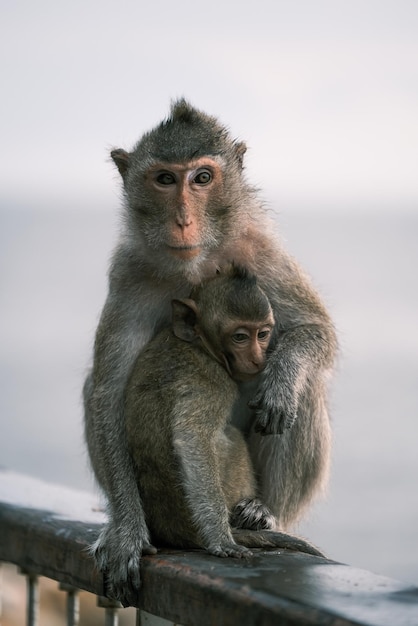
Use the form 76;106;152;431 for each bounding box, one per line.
232;333;249;343
193;170;212;185
156;172;176;185
258;330;271;340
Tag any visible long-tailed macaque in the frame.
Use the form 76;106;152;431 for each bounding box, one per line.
83;99;337;605
125;265;322;560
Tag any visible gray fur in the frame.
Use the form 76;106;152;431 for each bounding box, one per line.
83;100;336;605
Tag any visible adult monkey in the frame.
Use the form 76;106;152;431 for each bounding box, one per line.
83;99;337;605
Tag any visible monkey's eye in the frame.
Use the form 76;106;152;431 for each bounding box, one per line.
258;330;271;340
193;170;212;185
232;332;249;343
156;172;176;185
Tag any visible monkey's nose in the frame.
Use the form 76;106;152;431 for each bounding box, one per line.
175;210;193;229
251;350;264;368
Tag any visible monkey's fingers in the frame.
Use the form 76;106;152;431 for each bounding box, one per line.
108;544;159;606
103;552;142;608
252;399;299;435
252;406;287;436
253;414;284;436
250;373;300;435
92;527;157;607
248;393;286;435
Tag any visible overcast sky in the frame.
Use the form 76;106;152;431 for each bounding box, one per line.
1;0;417;211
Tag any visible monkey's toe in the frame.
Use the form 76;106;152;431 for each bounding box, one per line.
208;542;252;559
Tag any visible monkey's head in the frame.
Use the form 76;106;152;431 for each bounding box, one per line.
111;100;255;274
172;265;275;381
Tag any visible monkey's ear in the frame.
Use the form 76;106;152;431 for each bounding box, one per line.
172;299;199;343
234;141;247;169
111;148;131;179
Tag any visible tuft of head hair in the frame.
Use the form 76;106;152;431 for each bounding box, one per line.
132;99;247;168
167;98;204;125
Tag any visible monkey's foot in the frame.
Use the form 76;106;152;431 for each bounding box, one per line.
207;540;253;559
91;523;157;607
230;497;277;531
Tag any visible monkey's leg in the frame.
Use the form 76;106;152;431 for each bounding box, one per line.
174;428;252;559
232;529;325;558
248;387;331;529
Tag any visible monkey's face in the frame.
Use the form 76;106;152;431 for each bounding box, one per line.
221;319;274;382
126;157;236;264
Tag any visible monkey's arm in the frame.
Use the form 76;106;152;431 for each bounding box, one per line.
250;322;336;435
252;255;337;436
84;334;155;604
84;257;170;604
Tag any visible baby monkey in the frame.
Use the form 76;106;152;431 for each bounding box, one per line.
125;265;322;558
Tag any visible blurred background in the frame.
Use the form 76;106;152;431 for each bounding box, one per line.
1;1;417;620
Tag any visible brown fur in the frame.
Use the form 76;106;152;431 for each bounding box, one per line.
125;268;323;561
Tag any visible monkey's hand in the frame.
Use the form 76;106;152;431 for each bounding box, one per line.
249;366;299;436
92;521;157;607
207;540;252;559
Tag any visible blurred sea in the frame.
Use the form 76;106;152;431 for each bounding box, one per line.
1;205;417;585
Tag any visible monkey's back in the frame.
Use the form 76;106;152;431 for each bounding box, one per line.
125;328;238;548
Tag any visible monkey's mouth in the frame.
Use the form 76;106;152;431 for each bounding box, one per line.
167;245;202;260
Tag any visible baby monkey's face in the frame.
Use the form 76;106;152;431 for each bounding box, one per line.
221;316;275;382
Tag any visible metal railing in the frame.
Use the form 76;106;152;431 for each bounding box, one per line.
19;572;124;626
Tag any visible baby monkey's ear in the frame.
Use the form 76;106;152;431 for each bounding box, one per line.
172;299;199;343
